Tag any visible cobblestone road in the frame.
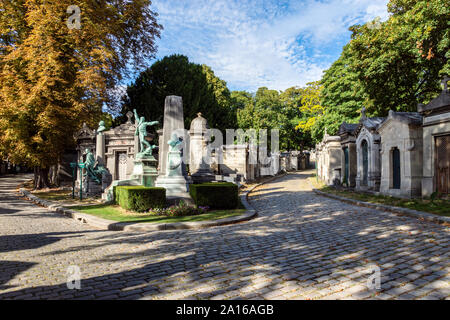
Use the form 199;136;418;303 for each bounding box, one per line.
0;172;449;300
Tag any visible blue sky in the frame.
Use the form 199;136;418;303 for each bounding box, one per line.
149;0;390;92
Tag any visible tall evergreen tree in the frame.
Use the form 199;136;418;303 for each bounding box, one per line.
119;54;236;133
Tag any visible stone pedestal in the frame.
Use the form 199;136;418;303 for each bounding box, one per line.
84;176;102;196
130;155;158;187
96;133;105;166
189;113;214;183
156;150;192;195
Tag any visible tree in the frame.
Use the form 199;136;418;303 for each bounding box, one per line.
119;54;236;134
0;0;162;188
233;91;255;130
300;45;368;144
349;0;449;114
235;87;309;150
295;82;326;144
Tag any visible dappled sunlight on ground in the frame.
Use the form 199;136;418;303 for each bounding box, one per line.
0;171;448;300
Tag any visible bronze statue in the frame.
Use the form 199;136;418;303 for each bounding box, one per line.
134;109;159;156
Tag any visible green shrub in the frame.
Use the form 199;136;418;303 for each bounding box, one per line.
152;201;208;217
115;186;166;212
189;182;239;209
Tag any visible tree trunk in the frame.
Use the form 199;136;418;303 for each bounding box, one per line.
34;167;50;190
49;164;60;187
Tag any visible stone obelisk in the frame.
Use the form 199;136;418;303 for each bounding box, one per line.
155;96;192;197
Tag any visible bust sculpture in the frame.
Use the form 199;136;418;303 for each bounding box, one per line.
167;133;183;176
97;120;106;135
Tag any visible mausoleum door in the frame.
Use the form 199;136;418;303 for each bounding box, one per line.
362;140;368;186
116;152;128;180
435;135;449;195
392;148;401;189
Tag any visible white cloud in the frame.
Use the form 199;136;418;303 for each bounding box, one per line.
151;0;389;91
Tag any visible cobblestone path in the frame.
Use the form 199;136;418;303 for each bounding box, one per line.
0;172;448;300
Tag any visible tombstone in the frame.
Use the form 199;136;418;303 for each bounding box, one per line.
378;111;423;198
338;122;358;187
157;96;186;176
189;113;214;183
354;108;386;191
155;96;192;196
418;77;450;197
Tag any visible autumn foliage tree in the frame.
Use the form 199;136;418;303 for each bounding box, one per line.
0;0;162;188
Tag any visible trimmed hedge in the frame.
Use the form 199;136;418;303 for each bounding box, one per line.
189;182;239;209
115;186;166;212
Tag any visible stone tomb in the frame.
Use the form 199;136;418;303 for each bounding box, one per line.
189;113;214;183
354;109;385;191
74;112;139;194
315;131;341;185
338;122;358;187
378;111;423;198
418;77;450;197
155;96;192;196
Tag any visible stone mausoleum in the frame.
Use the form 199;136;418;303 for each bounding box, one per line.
338;122;358;187
418;78;450;197
74;111;139;193
378;111;423;198
354;108;385;191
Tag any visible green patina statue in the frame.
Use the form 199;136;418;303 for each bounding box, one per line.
83;148;107;184
134;109;159;157
97;120;106;134
167;133;183;175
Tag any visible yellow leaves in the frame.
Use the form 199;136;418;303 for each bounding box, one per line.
296;117;319;132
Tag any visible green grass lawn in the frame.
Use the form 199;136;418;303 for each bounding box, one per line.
310;177;450;217
69;204;247;224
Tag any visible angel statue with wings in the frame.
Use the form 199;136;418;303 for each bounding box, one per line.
134;109;159;157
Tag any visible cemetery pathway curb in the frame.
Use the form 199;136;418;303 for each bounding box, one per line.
17;176;288;231
313;189;450;225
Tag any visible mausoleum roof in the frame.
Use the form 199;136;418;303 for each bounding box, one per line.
338;122;358;135
390;111;422;125
377;111;422;132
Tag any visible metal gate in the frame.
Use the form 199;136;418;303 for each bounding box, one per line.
435;135;450;195
392;148;401;189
